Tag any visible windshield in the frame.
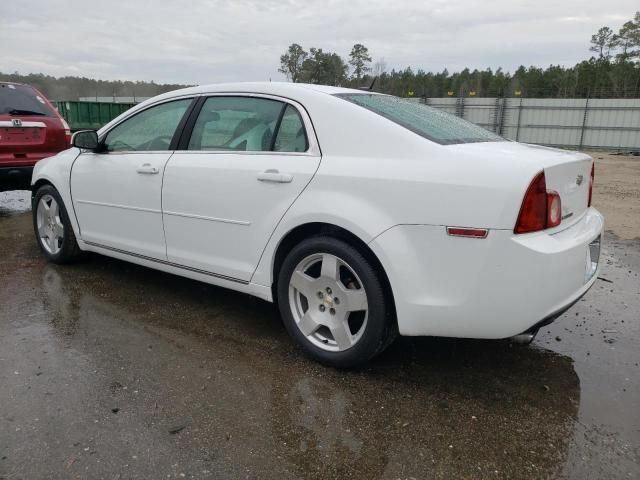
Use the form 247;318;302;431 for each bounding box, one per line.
335;93;504;145
0;83;55;116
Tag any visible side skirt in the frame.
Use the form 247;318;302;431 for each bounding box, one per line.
80;240;273;302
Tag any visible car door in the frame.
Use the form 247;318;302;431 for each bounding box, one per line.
162;95;321;282
71;97;194;259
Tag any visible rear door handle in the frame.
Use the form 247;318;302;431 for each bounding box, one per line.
136;163;159;174
257;169;293;183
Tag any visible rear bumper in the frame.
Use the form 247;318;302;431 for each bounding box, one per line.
0;165;33;191
369;208;604;338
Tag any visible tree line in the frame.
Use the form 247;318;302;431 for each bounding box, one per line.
279;11;640;98
0;71;188;102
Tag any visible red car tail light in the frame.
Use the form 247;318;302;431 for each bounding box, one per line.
514;171;562;234
60;118;72;148
588;162;594;207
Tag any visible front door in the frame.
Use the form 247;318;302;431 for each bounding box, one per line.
71;98;193;259
163;95;320;282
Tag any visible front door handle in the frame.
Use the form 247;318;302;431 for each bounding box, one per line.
257;169;293;183
136;163;159;174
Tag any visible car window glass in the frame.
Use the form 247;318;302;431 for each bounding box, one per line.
0;83;55;116
274;105;308;152
188;97;283;152
104;99;191;152
335;93;504;145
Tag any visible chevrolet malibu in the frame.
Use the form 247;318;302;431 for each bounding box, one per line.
31;82;603;367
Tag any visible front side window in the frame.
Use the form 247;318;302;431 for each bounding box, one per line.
188;97;283;152
335;93;504;145
103;99;191;152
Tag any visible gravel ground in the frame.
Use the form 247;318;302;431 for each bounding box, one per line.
590;151;640;240
0;153;638;479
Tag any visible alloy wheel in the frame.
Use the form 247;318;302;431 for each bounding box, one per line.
288;253;369;352
36;194;64;255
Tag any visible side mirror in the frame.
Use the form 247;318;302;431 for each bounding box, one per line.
72;130;99;151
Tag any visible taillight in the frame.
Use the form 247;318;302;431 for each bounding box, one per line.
514;171;562;234
546;191;561;228
588;162;594;207
60;118;71;148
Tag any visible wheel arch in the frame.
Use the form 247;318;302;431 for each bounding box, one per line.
31;178;55;193
31;173;82;242
270;222;397;322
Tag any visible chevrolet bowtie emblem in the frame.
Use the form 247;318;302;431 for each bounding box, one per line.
576;174;584;186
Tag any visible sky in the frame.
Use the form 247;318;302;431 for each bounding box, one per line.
0;0;637;84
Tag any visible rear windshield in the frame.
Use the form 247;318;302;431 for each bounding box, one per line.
335;93;503;145
0;83;55;117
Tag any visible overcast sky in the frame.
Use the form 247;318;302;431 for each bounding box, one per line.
1;0;637;84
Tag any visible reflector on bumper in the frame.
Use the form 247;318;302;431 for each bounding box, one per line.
585;235;601;283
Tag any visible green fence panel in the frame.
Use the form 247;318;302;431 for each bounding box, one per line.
55;101;136;131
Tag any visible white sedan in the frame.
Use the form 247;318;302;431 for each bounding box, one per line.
31;82;603;367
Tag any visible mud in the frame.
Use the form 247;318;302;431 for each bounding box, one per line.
0;192;638;479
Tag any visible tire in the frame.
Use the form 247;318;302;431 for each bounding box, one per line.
32;185;82;264
277;236;396;368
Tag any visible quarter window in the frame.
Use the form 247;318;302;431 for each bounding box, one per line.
103;99;192;152
274;105;308;152
188;97;283;152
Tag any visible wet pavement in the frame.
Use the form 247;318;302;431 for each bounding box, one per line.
0;191;638;479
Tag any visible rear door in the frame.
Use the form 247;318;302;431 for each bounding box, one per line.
162;95;320;282
71;97;194;259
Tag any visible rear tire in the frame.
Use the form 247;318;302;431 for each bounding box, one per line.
32;185;82;264
277;236;395;368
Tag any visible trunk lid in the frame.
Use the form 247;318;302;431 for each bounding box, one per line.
0;115;67;167
512;143;592;228
447;141;593;229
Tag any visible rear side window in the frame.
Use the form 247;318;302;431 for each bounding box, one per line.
0;83;56;117
188;97;283;152
104;99;191;152
274;105;308;152
335;93;503;145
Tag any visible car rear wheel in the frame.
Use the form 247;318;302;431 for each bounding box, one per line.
33;185;81;264
277;236;395;367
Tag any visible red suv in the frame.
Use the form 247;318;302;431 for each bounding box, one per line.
0;82;70;191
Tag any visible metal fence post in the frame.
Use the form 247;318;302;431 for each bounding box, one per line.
456;94;465;119
578;94;590;150
515;97;523;142
498;97;506;135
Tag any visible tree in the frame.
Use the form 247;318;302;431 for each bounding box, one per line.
612;13;640;62
278;43;308;83
349;44;372;82
300;48;348;86
590;26;615;60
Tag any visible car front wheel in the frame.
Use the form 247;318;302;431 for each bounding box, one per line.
277;236;395;367
32;185;81;264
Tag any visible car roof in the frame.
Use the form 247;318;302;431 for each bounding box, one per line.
141;82;374;107
172;82;365;96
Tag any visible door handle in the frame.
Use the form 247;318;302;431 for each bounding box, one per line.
257;169;293;183
136;163;159;174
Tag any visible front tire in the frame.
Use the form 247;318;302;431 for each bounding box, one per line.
32;185;81;264
277;236;395;367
